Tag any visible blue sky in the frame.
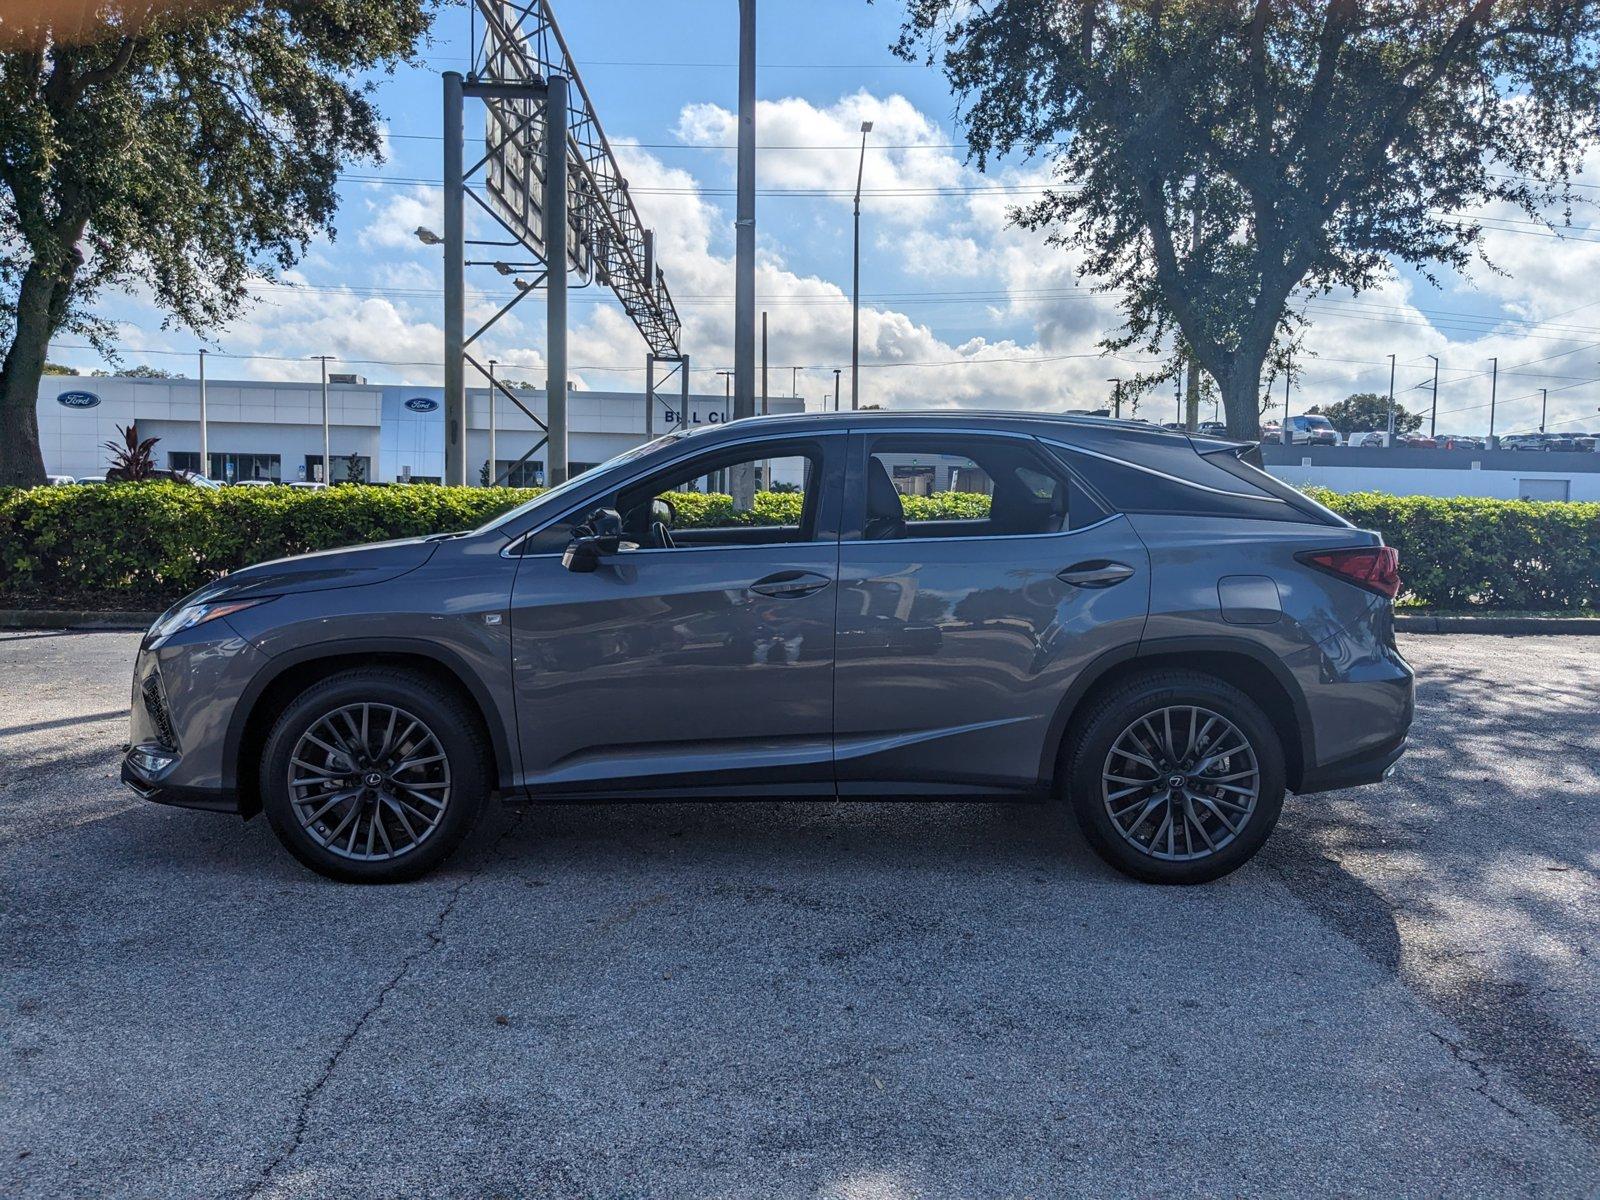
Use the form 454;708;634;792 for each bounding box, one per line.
48;0;1600;435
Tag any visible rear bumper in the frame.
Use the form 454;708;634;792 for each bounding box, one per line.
1295;731;1409;795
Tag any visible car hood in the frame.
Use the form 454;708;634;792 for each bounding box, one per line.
185;536;441;605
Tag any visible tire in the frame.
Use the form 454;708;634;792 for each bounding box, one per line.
260;668;490;883
1064;670;1286;884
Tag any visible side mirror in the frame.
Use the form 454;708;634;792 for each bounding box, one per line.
562;507;623;573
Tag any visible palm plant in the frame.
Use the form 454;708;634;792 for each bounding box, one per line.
104;424;160;482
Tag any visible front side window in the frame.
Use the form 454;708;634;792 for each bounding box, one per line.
519;439;828;555
857;436;1087;541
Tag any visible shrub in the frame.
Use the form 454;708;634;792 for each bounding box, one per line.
1;481;1595;611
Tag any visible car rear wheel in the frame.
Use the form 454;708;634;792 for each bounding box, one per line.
260;668;490;883
1065;670;1285;884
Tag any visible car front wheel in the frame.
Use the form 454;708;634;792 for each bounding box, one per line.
1065;670;1286;884
260;668;490;883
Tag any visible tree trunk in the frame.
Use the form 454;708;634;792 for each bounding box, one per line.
0;263;61;487
1219;358;1265;443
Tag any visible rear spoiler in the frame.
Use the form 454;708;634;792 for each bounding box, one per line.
1190;436;1265;469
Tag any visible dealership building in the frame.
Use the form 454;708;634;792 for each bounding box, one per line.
37;373;801;485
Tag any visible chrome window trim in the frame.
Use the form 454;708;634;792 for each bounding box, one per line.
1038;436;1286;504
840;511;1123;549
499;427;842;558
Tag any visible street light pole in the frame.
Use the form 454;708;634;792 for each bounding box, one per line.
312;355;333;484
1385;353;1396;443
1107;377;1122;419
1541;388;1548;432
851;120;873;411
833;368;841;412
487;358;497;486
198;348;208;478
1427;354;1439;438
1488;357;1498;445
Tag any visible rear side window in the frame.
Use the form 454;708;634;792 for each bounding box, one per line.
1043;438;1338;524
857;435;1106;541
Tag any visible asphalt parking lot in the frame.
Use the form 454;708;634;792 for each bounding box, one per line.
2;631;1596;1198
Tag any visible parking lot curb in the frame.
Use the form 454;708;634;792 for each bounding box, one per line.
1395;613;1600;634
0;610;158;631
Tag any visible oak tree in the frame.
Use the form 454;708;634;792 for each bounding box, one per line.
0;1;433;484
896;0;1600;439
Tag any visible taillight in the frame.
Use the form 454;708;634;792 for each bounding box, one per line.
1297;545;1402;599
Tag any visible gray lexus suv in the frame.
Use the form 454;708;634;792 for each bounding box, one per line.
122;412;1413;885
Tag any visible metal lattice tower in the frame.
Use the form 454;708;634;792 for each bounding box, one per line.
441;0;685;486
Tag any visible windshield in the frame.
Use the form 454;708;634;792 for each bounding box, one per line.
1305;416;1334;428
474;428;694;534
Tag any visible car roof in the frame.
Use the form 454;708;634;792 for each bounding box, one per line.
682;407;1219;450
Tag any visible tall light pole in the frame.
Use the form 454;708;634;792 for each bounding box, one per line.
1427;353;1440;437
1385;353;1396;443
1106;377;1122;418
197;348;208;478
312;355;334;483
1488;357;1498;445
833;368;841;412
733;0;756;426
487;358;497;486
442;71;465;485
851;119;873;411
1540;387;1548;432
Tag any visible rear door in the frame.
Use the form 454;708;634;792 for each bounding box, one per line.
833;430;1149;794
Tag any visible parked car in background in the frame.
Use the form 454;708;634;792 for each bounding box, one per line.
1284;415;1339;445
284;481;327;491
74;475;109;485
1435;434;1482;450
231;478;279;487
1197;421;1228;438
1348;431;1386;448
1395;433;1437;449
1502;433;1545;451
123;411;1414;887
1540;432;1578;452
46;474;76;485
1575;434;1598;452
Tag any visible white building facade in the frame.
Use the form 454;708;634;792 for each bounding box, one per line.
37;374;800;485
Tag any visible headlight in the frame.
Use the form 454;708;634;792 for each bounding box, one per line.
145;597;274;647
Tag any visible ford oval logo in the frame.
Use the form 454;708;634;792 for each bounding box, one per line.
404;397;439;413
57;390;101;409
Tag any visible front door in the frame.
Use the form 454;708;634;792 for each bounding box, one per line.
509;434;844;796
833;431;1150;794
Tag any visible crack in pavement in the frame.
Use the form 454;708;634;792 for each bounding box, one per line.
1430;1029;1528;1126
240;811;525;1200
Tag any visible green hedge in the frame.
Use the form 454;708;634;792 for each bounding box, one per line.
1;481;1595;611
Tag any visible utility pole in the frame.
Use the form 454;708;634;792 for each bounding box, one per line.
1174;372;1182;425
487;359;497;485
760;310;768;415
1488;357;1498;446
197;348;208;478
1427;353;1439;438
833;369;841;412
733;0;756;425
851;120;873;410
1106;377;1122;419
791;365;801;397
1540;388;1548;432
1385;353;1396;443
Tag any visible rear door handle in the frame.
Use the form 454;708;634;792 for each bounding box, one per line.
750;570;832;599
1057;560;1135;588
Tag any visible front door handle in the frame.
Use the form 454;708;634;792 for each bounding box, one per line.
1057;560;1135;588
750;570;832;599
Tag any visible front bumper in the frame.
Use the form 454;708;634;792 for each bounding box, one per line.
121;751;241;813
